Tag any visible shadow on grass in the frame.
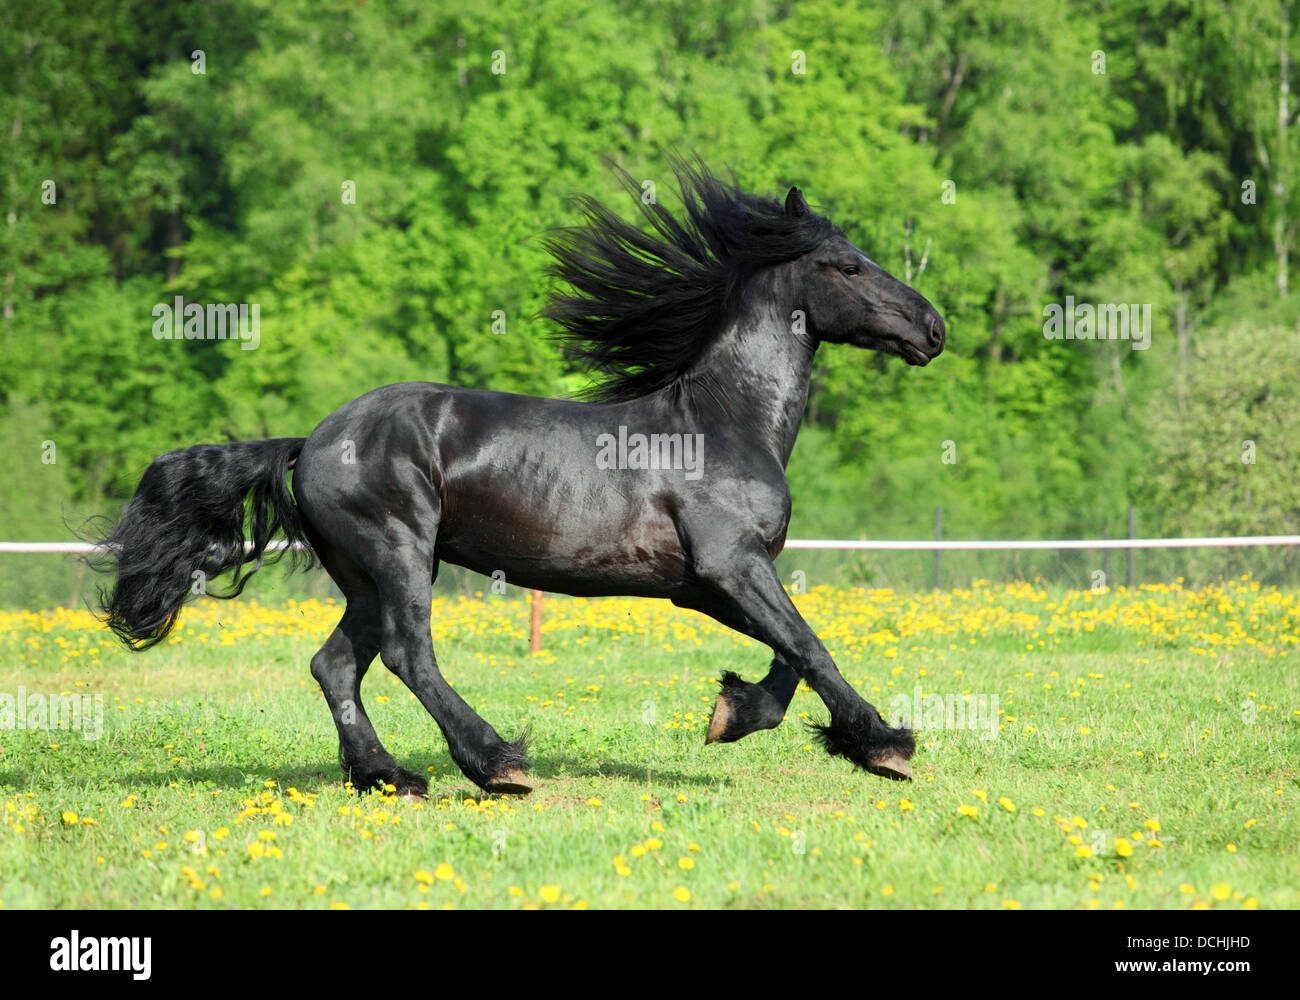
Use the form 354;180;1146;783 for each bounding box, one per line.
0;753;723;796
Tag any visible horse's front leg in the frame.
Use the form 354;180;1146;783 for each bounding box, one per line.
682;551;915;781
705;658;800;744
673;593;800;742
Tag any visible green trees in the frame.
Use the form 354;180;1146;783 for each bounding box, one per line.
1;0;1295;589
1141;322;1300;580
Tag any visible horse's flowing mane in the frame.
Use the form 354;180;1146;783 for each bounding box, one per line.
543;157;840;402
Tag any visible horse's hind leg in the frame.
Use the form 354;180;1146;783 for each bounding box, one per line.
303;461;530;794
310;551;428;795
347;503;531;795
374;563;532;794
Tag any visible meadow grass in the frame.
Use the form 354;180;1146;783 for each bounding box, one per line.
0;580;1296;909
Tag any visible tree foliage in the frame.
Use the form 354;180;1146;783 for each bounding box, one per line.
2;0;1295;578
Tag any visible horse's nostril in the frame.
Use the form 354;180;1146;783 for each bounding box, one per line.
928;315;946;348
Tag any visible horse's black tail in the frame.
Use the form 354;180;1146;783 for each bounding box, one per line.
88;438;314;651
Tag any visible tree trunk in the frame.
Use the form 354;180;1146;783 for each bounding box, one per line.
1174;283;1188;414
1275;0;1291;298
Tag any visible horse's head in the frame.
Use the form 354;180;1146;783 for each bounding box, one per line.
787;188;945;366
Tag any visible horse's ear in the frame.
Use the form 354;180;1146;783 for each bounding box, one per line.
784;186;809;218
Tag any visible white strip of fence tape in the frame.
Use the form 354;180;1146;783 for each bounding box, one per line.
3;536;1299;554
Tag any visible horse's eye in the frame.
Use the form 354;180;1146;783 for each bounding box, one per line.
841;265;860;276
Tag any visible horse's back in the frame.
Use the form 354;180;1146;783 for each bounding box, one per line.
292;381;693;593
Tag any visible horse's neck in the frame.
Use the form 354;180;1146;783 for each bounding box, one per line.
681;279;816;468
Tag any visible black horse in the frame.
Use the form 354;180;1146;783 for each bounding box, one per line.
94;160;945;796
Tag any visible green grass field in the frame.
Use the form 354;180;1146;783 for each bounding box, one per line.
1;581;1296;909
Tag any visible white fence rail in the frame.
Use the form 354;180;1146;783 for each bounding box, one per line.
782;536;1300;551
2;530;1300;553
7;535;1297;653
4;536;1299;554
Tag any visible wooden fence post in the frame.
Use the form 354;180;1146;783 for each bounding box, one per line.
933;506;942;590
529;589;544;654
1127;506;1137;589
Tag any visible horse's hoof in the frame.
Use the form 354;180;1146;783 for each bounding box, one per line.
867;754;913;781
484;769;536;795
391;767;429;797
705;695;732;744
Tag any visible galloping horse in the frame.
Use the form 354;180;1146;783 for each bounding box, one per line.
94;160;946;795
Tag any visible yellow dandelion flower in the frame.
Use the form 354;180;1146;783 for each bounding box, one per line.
1116;838;1133;857
540;885;561;903
673;887;690;902
1210;884;1231;901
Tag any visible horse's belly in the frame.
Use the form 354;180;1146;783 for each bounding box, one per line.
436;490;687;596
